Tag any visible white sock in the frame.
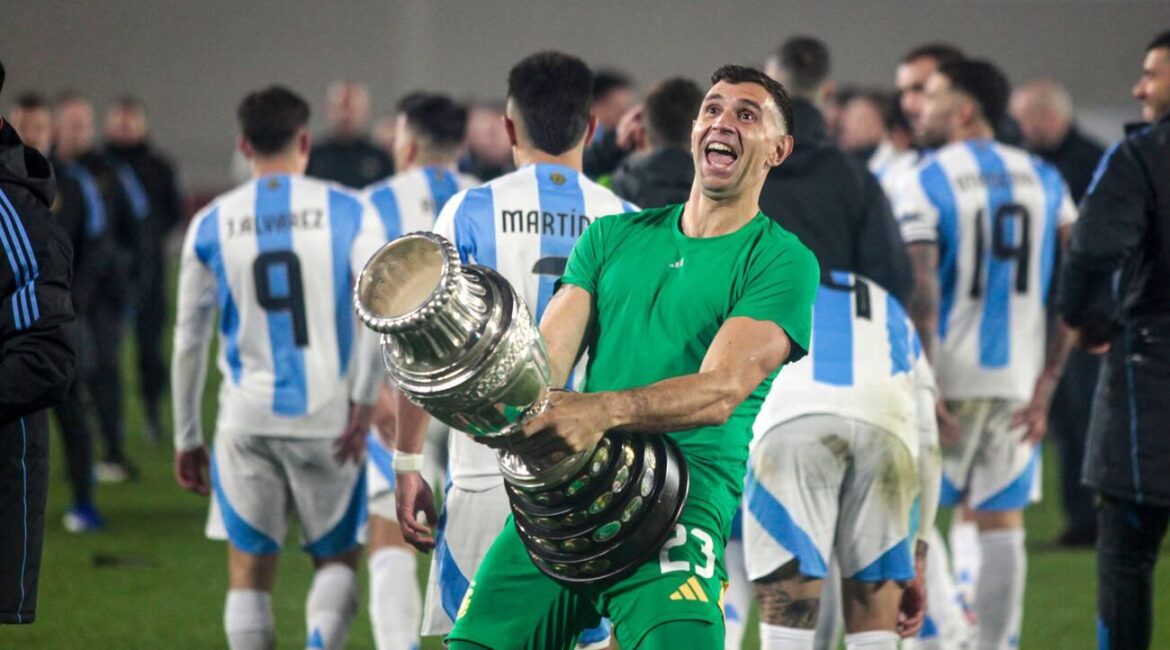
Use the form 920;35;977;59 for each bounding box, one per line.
949;520;981;608
923;527;973;646
760;623;815;650
305;563;358;650
369;546;421;650
225;589;275;650
723;539;749;650
975;529;1026;650
813;560;843;650
844;630;899;650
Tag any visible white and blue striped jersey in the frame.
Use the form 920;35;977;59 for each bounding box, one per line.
365;165;478;240
754;272;936;455
433;162;636;489
895;139;1076;402
173;174;385;450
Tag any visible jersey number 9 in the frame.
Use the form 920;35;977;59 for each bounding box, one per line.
254;251;309;347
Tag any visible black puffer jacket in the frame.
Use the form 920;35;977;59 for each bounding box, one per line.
610;147;693;209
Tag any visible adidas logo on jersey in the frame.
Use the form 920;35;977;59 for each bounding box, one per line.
669;258;684;269
668;576;709;602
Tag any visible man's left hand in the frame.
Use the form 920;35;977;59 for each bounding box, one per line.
520;391;612;455
335;402;373;464
1013;371;1057;445
897;540;929;638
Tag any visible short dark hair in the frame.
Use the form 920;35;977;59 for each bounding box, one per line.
902;43;965;67
592;69;632;102
507;51;594;155
774;36;830;96
236;85;310;155
397;92;468;152
938;59;1010;128
16;92;49;112
111;95;146;113
644;78;704;149
710;64;795;135
1148;31;1170;53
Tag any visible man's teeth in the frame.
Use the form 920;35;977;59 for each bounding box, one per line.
707;143;734;154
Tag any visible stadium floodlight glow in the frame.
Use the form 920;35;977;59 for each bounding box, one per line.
355;232;688;583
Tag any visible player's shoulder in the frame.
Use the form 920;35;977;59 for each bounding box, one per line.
754;214;819;271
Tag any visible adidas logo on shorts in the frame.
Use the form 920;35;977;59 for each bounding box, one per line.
668;576;709;602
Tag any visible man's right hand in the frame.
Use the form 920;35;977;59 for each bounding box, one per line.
175;446;210;496
936;399;962;449
395;471;438;552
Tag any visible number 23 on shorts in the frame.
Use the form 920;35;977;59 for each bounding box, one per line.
659;524;716;579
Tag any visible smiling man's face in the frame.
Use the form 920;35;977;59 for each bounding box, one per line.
691;80;789;200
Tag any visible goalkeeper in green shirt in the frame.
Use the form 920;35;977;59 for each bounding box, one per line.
446;63;820;650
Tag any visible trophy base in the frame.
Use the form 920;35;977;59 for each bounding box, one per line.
502;432;689;584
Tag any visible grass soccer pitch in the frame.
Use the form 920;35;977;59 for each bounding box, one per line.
3;272;1170;648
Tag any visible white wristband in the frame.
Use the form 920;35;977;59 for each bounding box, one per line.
392;452;426;473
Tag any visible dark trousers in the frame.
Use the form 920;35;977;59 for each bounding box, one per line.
85;296;126;464
133;260;167;429
51;380;94;507
1097;493;1170;649
1052;348;1102;531
0;412;48;624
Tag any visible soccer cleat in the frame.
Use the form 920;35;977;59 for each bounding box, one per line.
63;503;105;533
95;461;139;484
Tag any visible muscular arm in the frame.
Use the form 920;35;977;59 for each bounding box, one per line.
538;284;594;389
906;242;940;362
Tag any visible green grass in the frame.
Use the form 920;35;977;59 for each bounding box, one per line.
3;265;1169;648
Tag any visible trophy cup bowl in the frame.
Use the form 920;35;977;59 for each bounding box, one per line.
354;232;688;583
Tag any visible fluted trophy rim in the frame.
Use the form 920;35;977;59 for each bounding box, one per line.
353;231;462;334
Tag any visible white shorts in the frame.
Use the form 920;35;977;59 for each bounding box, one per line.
744;414;919;582
942;399;1041;511
421;483;511;636
366;432;398;522
207;434;365;558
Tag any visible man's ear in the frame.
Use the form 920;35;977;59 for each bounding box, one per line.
238;136;254;160
503;115;519;147
297;129;310;155
582;114;598;146
405;139;419;167
768;134;795;168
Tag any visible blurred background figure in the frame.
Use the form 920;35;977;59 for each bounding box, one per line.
8;93;53;156
611;77;703;208
458;101;513;182
1010;79;1105;549
307;80;393;188
758;35;912;304
583;68;636;179
103;96;184;446
52;92;140;490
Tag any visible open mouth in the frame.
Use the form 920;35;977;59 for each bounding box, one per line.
704;142;738;169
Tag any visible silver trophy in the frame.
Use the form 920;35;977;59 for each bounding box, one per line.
355;232;687;583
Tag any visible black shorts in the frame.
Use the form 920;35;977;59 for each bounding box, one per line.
0;411;48;624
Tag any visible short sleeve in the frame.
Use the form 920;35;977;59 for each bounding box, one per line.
728;235;820;363
559;216;608;296
894;169;941;245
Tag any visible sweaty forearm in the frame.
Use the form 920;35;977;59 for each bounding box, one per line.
602;370;752;435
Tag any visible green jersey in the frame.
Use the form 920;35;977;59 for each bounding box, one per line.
560;203;819;539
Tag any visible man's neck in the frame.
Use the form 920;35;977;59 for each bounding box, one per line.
404;154;459;173
513;146;583;172
251;156;303;178
680;184;762;238
950;121;995;144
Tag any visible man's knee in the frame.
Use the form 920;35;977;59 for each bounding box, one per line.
753;560;822;628
971;507;1023;531
634;619;722;649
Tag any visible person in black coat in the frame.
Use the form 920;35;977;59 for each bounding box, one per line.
103;96;184;443
306;81;393;188
611;78;703;209
1010;79;1109;546
0;60;77;624
1059;31;1170;650
759;37;912;304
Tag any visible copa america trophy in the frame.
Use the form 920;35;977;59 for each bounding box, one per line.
354;232;687;584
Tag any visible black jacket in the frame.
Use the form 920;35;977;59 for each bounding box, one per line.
0;119;75;425
1060;113;1170;505
610;147;693;209
758;99;913;305
1033;126;1106;203
307;136;393;189
104;141;183;256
